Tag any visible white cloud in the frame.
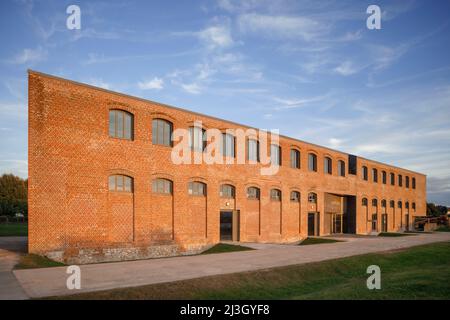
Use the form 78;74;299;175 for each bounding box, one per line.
87;78;111;90
181;83;202;94
138;77;164;90
334;61;359;76
9;47;47;65
238;13;327;41
198;25;234;50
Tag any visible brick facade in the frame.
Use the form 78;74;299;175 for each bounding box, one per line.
28;70;427;264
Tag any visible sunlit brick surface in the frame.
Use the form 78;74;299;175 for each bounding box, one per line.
28;71;427;263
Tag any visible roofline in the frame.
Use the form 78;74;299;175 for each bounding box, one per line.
27;69;426;177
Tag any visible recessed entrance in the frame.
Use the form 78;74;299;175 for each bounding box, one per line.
220;210;240;241
372;214;378;232
308;212;319;236
381;214;388;232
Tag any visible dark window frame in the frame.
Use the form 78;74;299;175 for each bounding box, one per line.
109;109;134;140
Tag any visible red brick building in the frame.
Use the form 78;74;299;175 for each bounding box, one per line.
28;70;427;264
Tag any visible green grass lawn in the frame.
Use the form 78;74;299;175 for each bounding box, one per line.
378;232;415;237
0;222;28;236
299;237;343;245
15;254;65;269
53;242;450;300
435;225;450;232
201;243;254;254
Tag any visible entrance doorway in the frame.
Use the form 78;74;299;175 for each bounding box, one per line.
331;213;343;234
371;214;378;232
220;210;240;241
381;214;388;232
308;212;319;236
405;214;410;231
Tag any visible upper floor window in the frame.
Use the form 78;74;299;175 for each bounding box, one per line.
271;144;281;166
362;198;368;206
222;133;235;157
398;201;402;209
381;200;386;208
248;139;259;162
188;181;206;196
270;189;282;201
405;201;410;209
362;166;368;181
290;191;300;202
247;187;260;200
405;176;410;188
398;175;403;187
152;178;173;194
290;149;300;169
372;199;378;207
220;184;235;198
372;168;378;183
412;202;416;210
152;118;172;146
324;157;332;175
382;171;387;184
308;192;317;203
412;177;416;189
108;174;133;192
390;200;395;208
338;160;345;177
308;153;317;172
109;110;133;140
390;173;395;186
189;126;207;152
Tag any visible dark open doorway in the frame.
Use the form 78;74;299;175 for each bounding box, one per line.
220;211;233;241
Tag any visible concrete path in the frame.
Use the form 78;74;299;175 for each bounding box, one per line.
13;232;450;298
0;237;28;300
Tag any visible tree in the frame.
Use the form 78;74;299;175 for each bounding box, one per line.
0;174;28;216
427;202;448;217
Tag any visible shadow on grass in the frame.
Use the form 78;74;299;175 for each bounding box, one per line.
201;243;254;255
299;237;343;245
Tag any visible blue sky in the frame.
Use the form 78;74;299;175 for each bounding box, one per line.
0;0;449;205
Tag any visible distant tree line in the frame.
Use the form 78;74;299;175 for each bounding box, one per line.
427;202;448;217
0;174;27;216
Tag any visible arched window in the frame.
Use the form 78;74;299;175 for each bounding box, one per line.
372;199;378;207
372;168;378;183
220;184;235;198
412;202;416;210
222;133;235;157
362;198;368;206
405;201;409;209
247;139;259;162
109;110;133;140
390;200;395;208
152;178;173;194
362;166;368;181
390;173;395;185
188;181;206;196
338;160;345;177
290;191;300;202
270;189;282;201
152;118;172;146
271;144;281;165
412;177;416;189
189;126;207;152
398;201;402;209
308;153;317;172
382;171;387;184
398;174;403;187
247;187;260;200
381;200;386;208
308;192;317;203
290;149;300;169
324;157;332;175
405;176;410;188
108;175;133;192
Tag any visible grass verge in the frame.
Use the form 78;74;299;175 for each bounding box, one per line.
202;243;254;254
378;232;415;237
299;237;343;245
15;254;65;270
49;241;450;300
0;223;28;237
435;226;450;232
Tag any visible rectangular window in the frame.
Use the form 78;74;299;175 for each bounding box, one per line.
308;154;317;172
382;171;387;184
290;150;300;169
222;133;235;157
390;173;395;185
271;144;281;165
372;169;378;183
109;110;133;140
248;139;259;162
398;175;403;187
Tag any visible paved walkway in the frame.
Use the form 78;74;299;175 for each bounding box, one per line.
13;232;450;298
0;237;28;300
